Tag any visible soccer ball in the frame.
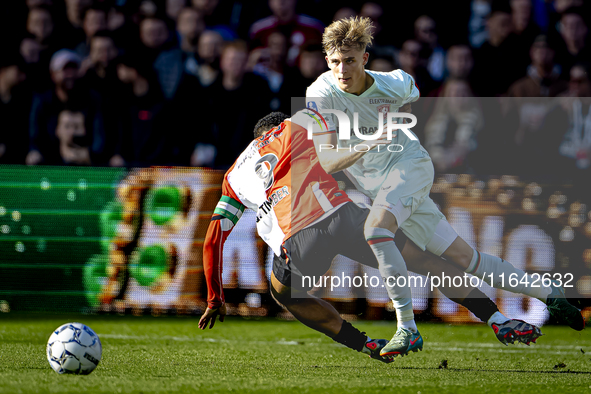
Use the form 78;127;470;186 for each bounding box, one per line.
46;322;102;375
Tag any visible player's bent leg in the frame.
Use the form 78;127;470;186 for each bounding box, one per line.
365;207;420;359
270;272;341;336
400;233;543;345
441;235;550;298
269;272;393;363
440;234;584;331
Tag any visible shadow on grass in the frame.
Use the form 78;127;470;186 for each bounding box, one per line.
395;366;591;375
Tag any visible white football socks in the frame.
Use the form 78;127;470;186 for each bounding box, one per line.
366;227;417;333
400;319;418;333
466;249;552;302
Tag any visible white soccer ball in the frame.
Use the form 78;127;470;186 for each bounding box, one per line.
46;322;102;375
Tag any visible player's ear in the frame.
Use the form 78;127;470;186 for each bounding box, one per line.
363;52;369;66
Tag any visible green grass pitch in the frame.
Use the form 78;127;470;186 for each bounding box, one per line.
1;314;590;394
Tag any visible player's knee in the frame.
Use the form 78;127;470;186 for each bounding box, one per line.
458;248;476;271
442;238;475;271
364;212;398;238
449;248;474;271
271;277;303;308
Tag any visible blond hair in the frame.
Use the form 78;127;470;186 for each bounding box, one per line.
322;16;374;55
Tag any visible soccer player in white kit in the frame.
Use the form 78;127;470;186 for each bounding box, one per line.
306;17;584;358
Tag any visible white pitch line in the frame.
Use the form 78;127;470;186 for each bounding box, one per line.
429;342;585;350
99;334;587;355
426;346;578;355
99;333;300;346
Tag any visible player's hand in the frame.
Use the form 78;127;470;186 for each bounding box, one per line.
198;304;226;330
399;104;412;124
400;103;412;113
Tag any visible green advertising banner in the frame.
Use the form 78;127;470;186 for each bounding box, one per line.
0;165;126;312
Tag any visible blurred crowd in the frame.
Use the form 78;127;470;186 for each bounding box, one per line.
0;0;590;181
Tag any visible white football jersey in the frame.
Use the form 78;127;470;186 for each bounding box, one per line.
306;69;429;199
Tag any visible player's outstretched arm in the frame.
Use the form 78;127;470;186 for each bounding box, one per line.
201;192;245;328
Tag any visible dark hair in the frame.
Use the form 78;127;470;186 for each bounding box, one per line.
300;42;323;54
0;52;25;70
20;31;37;41
571;62;590;75
90;30;118;55
488;0;511;18
253;112;290;138
140;15;173;29
447;42;472;51
91;29;115;43
84;5;108;18
115;52;155;79
561;6;586;21
222;39;249;56
59;107;85;116
28;4;54;22
29;4;53;15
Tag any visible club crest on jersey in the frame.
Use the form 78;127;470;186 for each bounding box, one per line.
255;153;278;190
377;104;390;115
307;101;319;112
